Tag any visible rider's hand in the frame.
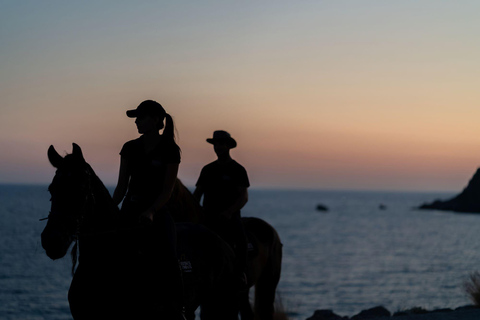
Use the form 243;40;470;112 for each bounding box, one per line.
140;208;155;222
220;210;233;220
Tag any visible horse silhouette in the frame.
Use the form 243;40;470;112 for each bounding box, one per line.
41;143;239;320
168;177;283;320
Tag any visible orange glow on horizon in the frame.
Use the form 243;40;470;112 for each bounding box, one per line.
2;2;480;191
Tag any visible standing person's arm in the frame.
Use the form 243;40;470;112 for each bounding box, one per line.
141;163;179;221
113;157;129;206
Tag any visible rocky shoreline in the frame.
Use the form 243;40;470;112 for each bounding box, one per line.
303;168;480;320
305;305;480;320
418;168;480;213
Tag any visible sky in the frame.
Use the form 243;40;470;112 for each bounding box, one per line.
2;1;480;191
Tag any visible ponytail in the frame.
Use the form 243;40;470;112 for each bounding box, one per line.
163;113;181;154
163;113;176;142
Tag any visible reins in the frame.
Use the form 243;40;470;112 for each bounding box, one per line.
70;169;98;274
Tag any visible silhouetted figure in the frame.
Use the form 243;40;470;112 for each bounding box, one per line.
112;100;184;319
193;130;250;289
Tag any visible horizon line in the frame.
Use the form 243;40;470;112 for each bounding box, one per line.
0;182;458;194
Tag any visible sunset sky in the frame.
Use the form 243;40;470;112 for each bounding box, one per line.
2;1;480;191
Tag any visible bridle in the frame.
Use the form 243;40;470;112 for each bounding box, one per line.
42;167;96;225
42;166;96;274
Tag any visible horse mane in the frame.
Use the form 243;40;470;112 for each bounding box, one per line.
62;156;120;274
84;163;120;216
61;153;119;217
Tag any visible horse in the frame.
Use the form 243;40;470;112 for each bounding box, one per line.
41;143;239;320
167;178;283;320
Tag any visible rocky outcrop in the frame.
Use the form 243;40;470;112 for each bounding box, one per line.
306;306;389;320
306;309;347;320
352;306;390;319
418;168;480;213
306;305;478;320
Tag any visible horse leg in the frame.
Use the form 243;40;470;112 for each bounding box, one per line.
253;244;282;320
253;280;276;320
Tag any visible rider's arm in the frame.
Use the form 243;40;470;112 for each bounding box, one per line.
221;187;248;219
112;157;129;206
141;163;179;221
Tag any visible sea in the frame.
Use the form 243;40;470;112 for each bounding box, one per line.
1;184;480;320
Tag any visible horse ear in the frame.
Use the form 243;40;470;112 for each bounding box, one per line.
72;143;85;162
48;145;64;168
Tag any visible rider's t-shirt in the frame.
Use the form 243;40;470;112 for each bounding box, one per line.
120;135;180;208
196;160;249;217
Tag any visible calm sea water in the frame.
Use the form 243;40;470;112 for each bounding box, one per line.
1;184;480;320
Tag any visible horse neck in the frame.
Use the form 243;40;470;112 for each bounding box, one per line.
83;168;120;232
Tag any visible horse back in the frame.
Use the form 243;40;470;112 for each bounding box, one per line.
242;217;283;287
242;217;282;258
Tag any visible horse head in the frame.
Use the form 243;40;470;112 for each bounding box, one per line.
42;143;93;260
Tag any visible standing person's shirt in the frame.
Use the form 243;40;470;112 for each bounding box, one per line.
196;160;249;217
120;135;180;206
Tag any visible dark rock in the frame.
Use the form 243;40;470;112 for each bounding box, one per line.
316;204;329;212
418;168;480;213
431;308;453;313
351;306;391;319
392;311;407;317
393;307;428;317
306;309;347;320
455;305;478;311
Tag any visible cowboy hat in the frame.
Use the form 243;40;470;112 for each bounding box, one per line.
206;130;237;149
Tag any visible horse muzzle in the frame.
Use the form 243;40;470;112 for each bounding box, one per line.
41;227;74;260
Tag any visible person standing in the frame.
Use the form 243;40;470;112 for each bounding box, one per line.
193;130;250;287
112;100;184;319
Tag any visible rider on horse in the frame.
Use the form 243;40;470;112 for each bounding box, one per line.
193;130;250;289
112;100;184;319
